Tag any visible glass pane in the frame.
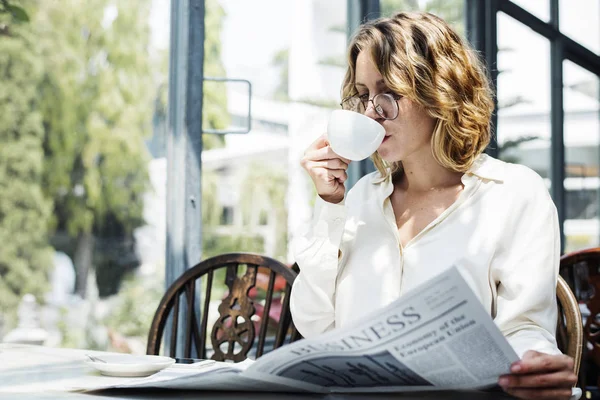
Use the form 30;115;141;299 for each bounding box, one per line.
559;0;600;55
509;0;550;22
497;13;552;183
198;0;348;351
213;0;324;266
0;0;168;352
563;61;600;252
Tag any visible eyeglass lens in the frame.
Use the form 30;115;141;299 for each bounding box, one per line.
343;93;397;120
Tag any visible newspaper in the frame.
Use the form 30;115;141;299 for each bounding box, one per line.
77;266;519;393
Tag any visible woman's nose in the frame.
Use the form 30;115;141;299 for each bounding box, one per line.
363;101;379;120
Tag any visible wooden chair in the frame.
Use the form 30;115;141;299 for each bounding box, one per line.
559;248;600;388
147;253;302;362
556;275;584;377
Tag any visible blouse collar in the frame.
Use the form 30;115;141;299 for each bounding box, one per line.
375;153;505;199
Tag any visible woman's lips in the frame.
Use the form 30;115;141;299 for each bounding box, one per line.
382;136;391;143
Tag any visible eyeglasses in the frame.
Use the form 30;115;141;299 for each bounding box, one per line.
340;93;402;120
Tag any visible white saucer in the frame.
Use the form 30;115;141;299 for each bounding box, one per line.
85;354;175;377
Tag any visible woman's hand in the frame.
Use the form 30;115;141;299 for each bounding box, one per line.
498;350;578;399
300;134;351;204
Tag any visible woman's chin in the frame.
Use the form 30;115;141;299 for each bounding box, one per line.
377;149;402;164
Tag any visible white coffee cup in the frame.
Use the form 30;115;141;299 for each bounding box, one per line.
327;110;386;161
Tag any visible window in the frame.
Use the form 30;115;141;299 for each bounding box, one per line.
0;0;168;352
559;0;600;55
563;60;600;251
220;206;235;226
510;0;550;22
496;13;552;182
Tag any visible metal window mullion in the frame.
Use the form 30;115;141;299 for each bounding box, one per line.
165;0;186;357
485;0;499;158
551;38;565;253
498;0;557;40
361;0;380;20
549;0;559;29
563;43;600;77
346;0;362;189
467;0;499;158
346;0;380;189
502;0;600;75
549;0;566;253
465;0;485;51
185;0;205;275
165;0;205;357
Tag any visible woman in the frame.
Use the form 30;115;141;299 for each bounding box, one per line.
290;12;578;400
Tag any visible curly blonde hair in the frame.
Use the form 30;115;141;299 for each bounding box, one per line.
342;12;494;178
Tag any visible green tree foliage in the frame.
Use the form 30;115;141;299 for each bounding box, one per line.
201;168;266;260
272;48;290;101
0;0;29;25
101;0;233;342
240;163;288;260
103;275;163;338
381;0;418;15
0;0;234;340
202;169;222;229
202;162;288;262
32;0;153;297
0;0;53;326
203;0;230;137
203;234;265;260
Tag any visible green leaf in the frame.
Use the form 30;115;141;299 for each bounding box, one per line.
328;24;346;34
7;5;29;22
317;55;346;68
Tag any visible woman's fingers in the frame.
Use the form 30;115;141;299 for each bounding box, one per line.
498;352;577;400
311;166;348;183
305;159;349;171
511;351;574;375
499;370;578;389
300;134;351;204
306;133;329;152
304;144;351;165
501;387;573;400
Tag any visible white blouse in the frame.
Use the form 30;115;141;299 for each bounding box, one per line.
290;154;561;358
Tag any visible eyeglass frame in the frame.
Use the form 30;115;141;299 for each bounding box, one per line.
340;92;403;120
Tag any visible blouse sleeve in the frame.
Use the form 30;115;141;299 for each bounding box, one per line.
290;196;347;338
492;166;562;358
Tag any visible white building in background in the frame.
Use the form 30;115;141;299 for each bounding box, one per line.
203;95;291;257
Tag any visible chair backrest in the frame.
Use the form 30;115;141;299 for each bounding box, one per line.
147;253;302;361
555;275;584;376
559;248;600;378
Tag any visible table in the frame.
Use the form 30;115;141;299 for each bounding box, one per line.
0;344;514;399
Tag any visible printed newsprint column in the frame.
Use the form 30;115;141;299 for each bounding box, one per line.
244;266;519;393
